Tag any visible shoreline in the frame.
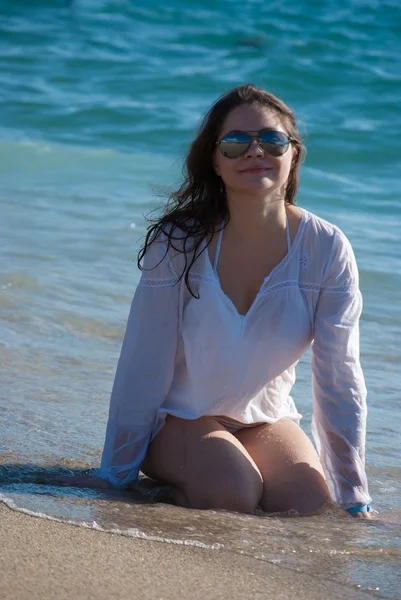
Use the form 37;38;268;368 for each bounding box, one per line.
0;503;374;600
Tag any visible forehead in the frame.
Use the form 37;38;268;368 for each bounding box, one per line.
221;103;284;135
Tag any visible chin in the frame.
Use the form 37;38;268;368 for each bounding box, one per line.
234;181;278;194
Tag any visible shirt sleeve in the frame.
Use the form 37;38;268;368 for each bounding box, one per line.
97;230;180;488
311;229;372;509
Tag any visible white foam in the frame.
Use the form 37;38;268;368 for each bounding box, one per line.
0;494;224;550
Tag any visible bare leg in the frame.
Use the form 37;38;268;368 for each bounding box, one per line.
141;415;263;514
235;418;331;515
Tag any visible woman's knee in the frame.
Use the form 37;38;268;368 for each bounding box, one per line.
236;419;331;515
144;415;263;514
182;432;263;513
261;463;330;515
183;465;263;514
290;464;331;515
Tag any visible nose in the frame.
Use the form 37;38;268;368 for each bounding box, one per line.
244;138;265;158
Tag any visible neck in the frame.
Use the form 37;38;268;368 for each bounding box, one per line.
224;191;288;244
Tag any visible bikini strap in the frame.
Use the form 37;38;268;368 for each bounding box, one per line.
286;213;291;251
213;225;224;273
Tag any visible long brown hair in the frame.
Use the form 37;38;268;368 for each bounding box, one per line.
138;83;305;298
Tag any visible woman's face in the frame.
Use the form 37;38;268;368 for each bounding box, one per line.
213;103;296;198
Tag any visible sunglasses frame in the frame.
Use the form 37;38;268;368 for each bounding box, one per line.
216;129;299;159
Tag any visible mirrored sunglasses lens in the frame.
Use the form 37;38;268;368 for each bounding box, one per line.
260;142;289;156
219;133;250;158
259;131;290;156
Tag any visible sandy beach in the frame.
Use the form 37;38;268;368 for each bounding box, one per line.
0;503;376;600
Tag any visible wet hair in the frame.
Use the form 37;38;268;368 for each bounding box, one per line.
138;83;305;298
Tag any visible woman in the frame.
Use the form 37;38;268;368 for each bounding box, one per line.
67;84;371;518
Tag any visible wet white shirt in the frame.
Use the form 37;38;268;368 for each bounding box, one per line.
98;208;371;509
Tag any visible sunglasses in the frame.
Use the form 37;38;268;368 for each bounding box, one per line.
216;129;298;159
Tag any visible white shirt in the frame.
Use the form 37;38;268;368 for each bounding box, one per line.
98;207;371;509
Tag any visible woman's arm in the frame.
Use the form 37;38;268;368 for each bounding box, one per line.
311;229;372;513
95;230;180;488
57;231;180;490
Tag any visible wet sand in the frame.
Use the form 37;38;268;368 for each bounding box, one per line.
0;503;372;600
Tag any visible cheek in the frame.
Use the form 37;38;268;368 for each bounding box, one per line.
279;152;295;180
281;160;292;180
216;158;237;181
213;150;225;177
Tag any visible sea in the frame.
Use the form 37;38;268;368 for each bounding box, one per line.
1;0;400;597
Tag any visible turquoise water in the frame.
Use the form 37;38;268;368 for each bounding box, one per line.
1;0;401;597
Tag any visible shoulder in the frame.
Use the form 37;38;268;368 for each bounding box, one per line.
143;219;203;278
304;209;346;241
301;209;359;287
303;209;355;257
140;224;178;279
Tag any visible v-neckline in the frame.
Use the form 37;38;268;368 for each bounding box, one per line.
203;208;308;321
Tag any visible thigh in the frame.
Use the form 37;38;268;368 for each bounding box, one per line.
141;415;263;513
234;418;331;515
